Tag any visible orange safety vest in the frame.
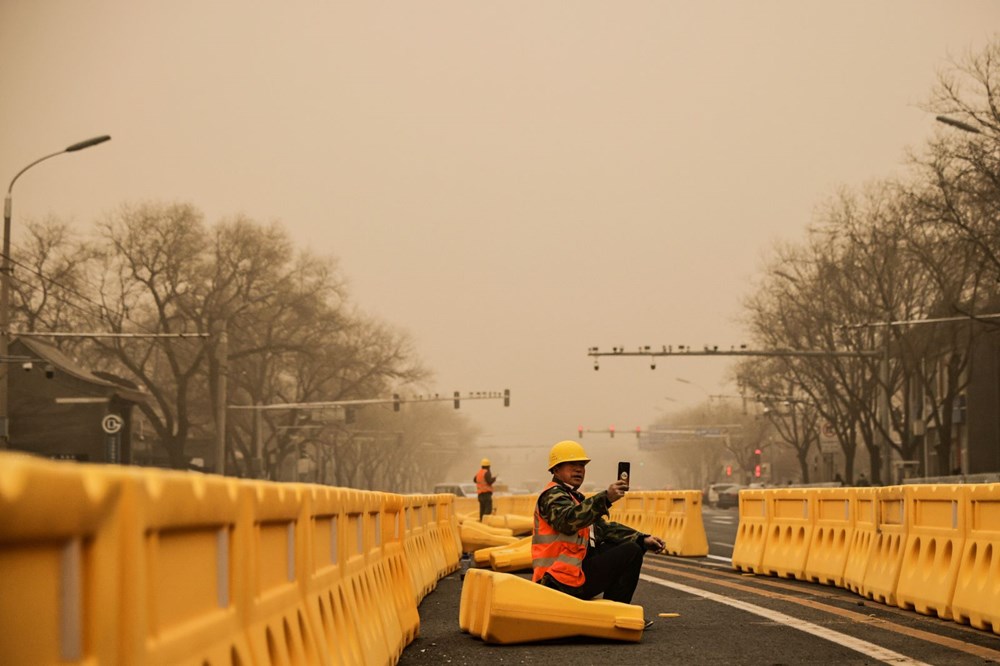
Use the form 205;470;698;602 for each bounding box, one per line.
475;468;494;494
531;481;589;587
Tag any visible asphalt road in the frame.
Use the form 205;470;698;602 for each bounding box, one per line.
399;505;1000;665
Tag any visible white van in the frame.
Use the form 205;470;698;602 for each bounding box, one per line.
432;482;478;498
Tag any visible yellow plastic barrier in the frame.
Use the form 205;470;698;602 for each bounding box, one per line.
803;488;855;587
402;494;436;601
493;494;538;517
732;489;770;573
126;468;251;666
842;488;878;595
342;489;395;666
421;495;449;582
952;483;1000;632
861;485;907;605
482;513;533;535
460;569;645;644
608;490;708;557
4;452;515;664
433;494;462;574
458;566;492;636
365;491;410;663
0;453;127;665
454;496;479;517
240;480;322;666
473;536;531;567
302;484;365;666
489;539;533;573
895;485;968;619
460;521;517;553
759;489;815;579
657;491;709;557
377;492;421;649
736;483;1000;638
610;493;649;534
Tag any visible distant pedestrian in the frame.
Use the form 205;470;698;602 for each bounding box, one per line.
834;473;844;486
474;458;497;520
856;472;870;487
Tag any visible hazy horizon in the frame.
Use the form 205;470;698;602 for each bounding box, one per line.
2;1;997;485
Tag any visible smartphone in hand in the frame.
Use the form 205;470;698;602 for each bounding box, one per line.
617;461;631;488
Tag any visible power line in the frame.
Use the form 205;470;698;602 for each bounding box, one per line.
4;254;206;341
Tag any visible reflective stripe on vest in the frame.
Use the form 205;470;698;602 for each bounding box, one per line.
475;468;493;494
531;481;589;586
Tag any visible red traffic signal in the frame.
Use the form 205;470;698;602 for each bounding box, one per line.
635;426;641;439
578;426;584;439
609;425;615;438
725;465;732;477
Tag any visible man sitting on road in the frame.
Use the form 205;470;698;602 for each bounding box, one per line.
532;440;664;616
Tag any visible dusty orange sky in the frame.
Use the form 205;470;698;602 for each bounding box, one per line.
1;2;997;484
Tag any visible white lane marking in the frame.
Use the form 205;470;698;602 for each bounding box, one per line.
711;541;734;549
705;554;731;563
640;574;933;666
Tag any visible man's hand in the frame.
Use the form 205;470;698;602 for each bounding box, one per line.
643;535;666;553
606;479;628;503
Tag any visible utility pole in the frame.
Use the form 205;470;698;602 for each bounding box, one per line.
213;326;228;476
879;326;891;484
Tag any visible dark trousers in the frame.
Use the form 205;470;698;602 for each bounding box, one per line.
478;492;493;520
541;540;645;603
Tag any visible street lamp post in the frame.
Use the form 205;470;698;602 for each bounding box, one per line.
1;135;111;447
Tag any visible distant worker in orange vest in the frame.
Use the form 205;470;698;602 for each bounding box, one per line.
532;440;664;618
474;458;497;520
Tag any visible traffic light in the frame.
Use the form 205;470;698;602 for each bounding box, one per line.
635;426;641;439
393;394;400;412
609;425;615;439
754;448;762;478
578;426;584;439
503;388;510;407
453;391;460;409
725;465;732;477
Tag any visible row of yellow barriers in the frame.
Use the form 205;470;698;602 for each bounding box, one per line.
732;485;1000;635
608;490;709;557
0;452;462;665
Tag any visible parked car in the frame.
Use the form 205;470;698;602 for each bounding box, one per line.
707;483;741;507
715;484;744;509
432;482;478;498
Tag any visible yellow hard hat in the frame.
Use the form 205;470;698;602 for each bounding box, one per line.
548;440;590;472
481;458;491;467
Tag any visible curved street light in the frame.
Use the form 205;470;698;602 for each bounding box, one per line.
1;135;111;446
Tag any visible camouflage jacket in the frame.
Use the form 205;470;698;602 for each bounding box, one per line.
535;480;644;547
